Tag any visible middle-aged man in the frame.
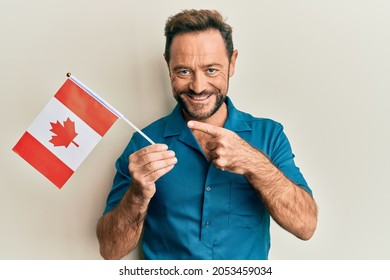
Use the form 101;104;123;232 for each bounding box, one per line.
96;9;318;260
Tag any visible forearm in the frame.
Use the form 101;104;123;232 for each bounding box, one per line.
245;150;317;240
96;185;150;259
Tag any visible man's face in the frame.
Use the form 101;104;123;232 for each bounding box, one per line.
168;29;237;121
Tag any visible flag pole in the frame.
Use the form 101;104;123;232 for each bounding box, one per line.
120;116;155;144
66;73;155;145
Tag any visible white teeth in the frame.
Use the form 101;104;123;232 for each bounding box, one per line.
190;95;209;100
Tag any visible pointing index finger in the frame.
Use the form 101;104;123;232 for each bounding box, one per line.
187;121;223;137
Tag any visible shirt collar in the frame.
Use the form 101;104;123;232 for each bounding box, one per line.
223;97;252;132
162;96;252;139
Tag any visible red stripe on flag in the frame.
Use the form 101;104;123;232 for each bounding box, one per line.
54;79;118;136
12;132;74;189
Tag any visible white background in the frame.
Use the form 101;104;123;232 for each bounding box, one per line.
1;0;389;260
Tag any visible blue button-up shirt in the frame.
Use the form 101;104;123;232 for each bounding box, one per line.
103;97;312;260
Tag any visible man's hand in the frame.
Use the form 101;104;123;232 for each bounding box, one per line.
129;144;177;201
188;120;261;175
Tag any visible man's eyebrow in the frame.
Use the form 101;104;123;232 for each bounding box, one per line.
172;65;190;72
204;63;224;69
172;63;224;72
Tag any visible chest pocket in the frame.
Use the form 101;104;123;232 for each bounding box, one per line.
229;180;265;228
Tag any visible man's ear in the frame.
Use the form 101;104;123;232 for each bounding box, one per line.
229;50;238;77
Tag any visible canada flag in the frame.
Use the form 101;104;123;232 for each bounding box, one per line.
13;78;118;189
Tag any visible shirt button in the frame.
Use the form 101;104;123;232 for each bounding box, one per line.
205;221;210;226
206;186;211;192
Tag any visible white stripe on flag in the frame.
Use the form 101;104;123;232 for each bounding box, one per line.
26;97;102;171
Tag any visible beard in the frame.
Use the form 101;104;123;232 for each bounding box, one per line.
174;88;227;120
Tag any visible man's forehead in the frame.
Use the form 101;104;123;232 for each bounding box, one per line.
169;30;228;62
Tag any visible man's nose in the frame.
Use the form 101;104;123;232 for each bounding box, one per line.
188;72;207;94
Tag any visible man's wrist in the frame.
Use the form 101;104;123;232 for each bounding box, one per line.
120;185;150;217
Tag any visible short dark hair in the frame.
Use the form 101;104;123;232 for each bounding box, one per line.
164;9;234;63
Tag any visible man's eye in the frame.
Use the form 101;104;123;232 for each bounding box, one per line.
207;68;217;74
180;70;190;75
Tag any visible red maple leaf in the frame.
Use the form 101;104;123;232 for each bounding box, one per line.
49;117;79;148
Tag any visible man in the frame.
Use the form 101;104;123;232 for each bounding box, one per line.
96;9;317;260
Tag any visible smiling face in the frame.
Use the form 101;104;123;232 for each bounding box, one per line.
168;29;238;124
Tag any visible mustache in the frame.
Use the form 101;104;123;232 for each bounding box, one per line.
177;89;220;96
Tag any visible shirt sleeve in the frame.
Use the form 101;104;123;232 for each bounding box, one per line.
102;134;140;214
269;123;313;196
